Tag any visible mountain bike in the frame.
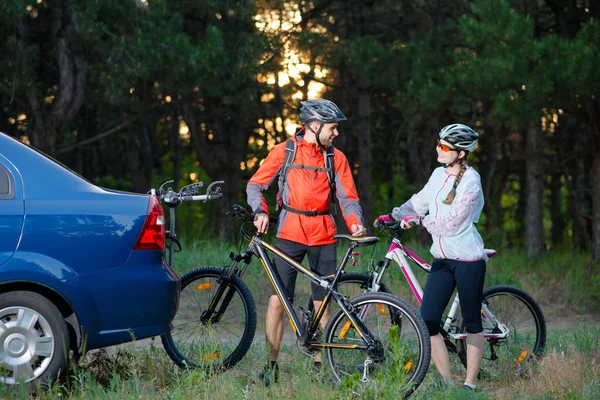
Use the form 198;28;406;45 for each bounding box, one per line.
308;218;547;378
161;204;432;397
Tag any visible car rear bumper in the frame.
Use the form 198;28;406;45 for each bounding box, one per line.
64;251;180;350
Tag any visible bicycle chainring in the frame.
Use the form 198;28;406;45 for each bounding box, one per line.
296;327;322;356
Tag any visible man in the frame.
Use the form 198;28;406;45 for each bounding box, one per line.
247;99;366;385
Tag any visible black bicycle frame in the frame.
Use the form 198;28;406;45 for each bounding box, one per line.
217;233;379;350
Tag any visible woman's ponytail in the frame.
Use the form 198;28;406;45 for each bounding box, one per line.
442;158;467;205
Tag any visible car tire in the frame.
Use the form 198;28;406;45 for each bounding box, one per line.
0;291;70;386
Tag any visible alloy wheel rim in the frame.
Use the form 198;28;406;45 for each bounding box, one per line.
0;306;55;384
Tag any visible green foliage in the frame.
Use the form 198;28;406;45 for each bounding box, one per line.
371;172;416;218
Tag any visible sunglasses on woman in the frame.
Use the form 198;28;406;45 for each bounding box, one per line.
436;141;458;153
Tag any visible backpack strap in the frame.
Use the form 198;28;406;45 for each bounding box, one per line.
276;139;296;210
324;146;336;205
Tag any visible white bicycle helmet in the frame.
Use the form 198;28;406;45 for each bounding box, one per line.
439;124;479;152
299;99;346;124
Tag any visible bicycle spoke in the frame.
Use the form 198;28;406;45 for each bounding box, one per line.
464;286;546;378
163;268;256;371
324;293;430;397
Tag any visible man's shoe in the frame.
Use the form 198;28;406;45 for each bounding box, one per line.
313;361;322;372
462;384;476;391
310;361;323;383
258;362;279;387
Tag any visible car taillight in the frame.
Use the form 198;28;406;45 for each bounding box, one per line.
134;196;165;250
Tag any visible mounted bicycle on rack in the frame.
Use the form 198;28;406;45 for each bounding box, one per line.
161;204;432;397
150;179;224;266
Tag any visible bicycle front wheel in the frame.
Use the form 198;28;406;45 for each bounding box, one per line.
457;285;546;375
161;266;257;371
324;292;430;397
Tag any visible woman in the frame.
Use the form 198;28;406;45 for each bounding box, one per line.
376;123;486;391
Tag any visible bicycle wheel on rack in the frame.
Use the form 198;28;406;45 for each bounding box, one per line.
324;292;430;398
457;285;546;375
161;266;257;371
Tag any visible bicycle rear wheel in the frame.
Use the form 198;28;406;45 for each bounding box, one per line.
161;266;256;371
457;285;546;375
324;292;430;397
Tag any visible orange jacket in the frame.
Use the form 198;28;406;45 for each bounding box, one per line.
247;132;363;246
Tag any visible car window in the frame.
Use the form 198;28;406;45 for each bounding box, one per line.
0;163;15;200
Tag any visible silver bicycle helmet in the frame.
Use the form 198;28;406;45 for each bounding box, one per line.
439;124;479;152
299;99;346;124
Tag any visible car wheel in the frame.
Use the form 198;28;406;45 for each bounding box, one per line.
0;291;70;386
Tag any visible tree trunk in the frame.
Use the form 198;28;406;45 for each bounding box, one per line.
125;121;152;194
480;125;502;245
212;169;242;239
515;166;527;247
592;152;600;261
183;101;248;240
586;100;600;261
356;76;373;228
20;0;87;155
406;121;434;247
172;108;181;188
525;121;545;256
566;147;590;250
549;170;564;247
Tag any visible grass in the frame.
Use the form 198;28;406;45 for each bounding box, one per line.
2;237;599;399
2;324;598;399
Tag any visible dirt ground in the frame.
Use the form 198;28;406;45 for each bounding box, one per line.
108;309;600;352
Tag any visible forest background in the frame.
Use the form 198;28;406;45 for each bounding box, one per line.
1;0;600;262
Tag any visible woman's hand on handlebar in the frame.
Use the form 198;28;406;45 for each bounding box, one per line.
373;214;395;227
254;212;269;234
400;216;421;229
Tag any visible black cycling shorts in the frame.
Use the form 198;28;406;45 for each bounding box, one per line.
420;258;486;336
269;238;337;302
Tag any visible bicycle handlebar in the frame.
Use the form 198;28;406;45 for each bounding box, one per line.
227;204;279;242
374;219;405;239
228;204;252;220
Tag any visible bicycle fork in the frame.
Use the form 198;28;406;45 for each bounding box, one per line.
331;294;382;353
201;254;252;324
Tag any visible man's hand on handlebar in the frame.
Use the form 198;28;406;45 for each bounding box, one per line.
254;212;270;234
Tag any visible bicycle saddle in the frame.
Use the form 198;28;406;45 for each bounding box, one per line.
334;235;379;246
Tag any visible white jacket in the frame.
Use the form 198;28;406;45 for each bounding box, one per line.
392;166;487;261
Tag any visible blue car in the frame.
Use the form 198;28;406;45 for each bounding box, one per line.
0;132;180;385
